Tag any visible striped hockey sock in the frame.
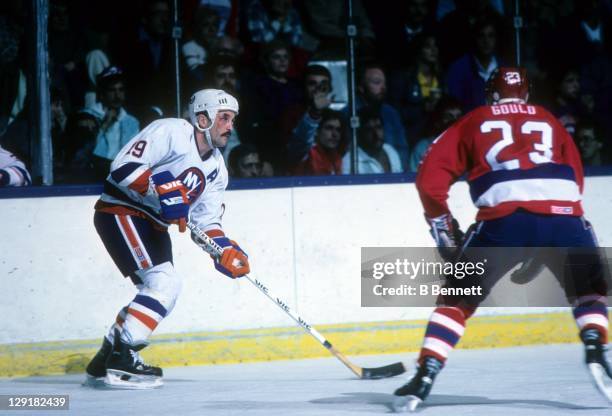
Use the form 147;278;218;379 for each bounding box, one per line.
120;294;168;345
419;307;468;364
573;295;609;344
106;306;129;345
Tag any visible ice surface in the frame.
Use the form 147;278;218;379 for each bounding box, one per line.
1;343;610;415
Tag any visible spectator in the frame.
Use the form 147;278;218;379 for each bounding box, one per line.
367;0;436;69
0;0;26;135
342;107;402;174
228;143;270;178
198;0;235;36
136;106;165;130
181;7;221;83
292;109;347;175
0;144;31;187
82;66;140;178
82;24;111;109
203;54;240;95
118;0;174;114
446;17;502;112
211;35;245;59
550;68;583;135
48;0;86;109
284;64;333;162
551;0;611;70
243;0;310;77
409;97;462;172
50;88;69;168
575;119;604;166
436;0;504;66
436;0;505;20
63;111;99;173
246;0;302;47
581;55;612;146
302;0;375;58
517;0;559;90
244;40;303;172
356;61;409;170
388;33;443;147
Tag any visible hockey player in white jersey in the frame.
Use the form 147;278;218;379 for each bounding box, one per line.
85;89;250;389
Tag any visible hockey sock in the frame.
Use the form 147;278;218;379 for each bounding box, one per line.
105;306;128;345
573;295;609;344
418;306;473;364
120;295;168;345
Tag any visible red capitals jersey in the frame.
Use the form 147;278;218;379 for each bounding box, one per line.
416;103;584;221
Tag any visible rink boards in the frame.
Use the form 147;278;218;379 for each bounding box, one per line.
1;174;611;377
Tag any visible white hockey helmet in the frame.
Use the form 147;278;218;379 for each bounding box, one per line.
188;89;239;147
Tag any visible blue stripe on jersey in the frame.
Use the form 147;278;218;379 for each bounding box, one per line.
103;180;162;221
110;162;144;184
469;163;577;202
133;295;168;317
426;322;461;345
13;166;31;185
573;303;608;319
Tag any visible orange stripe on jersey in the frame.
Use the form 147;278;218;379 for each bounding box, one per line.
128;169;152;195
118;216;151;269
127;308;158;330
205;229;225;238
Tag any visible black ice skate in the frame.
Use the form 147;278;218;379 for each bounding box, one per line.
104;330;163;389
83;337;112;387
581;328;612;403
392;356;443;412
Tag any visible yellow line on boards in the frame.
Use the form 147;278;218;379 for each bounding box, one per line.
0;313;597;378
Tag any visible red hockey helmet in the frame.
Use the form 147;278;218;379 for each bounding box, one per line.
486;67;529;104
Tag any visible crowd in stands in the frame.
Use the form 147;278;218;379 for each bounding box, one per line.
1;0;611;186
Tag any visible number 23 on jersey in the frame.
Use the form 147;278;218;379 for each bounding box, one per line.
481;120;553;171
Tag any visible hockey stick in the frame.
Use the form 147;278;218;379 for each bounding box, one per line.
187;221;406;379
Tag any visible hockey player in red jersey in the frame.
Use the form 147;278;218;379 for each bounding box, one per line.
84;89;250;389
393;68;611;411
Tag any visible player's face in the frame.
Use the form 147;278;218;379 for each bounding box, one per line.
316;118;342;150
210;110;236;147
363;68;386;102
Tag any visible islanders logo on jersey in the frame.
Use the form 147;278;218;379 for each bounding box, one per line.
177;168;206;203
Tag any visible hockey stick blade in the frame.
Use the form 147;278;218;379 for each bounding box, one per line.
361;361;406;379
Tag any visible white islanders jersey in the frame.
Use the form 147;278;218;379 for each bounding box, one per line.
97;118;228;232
